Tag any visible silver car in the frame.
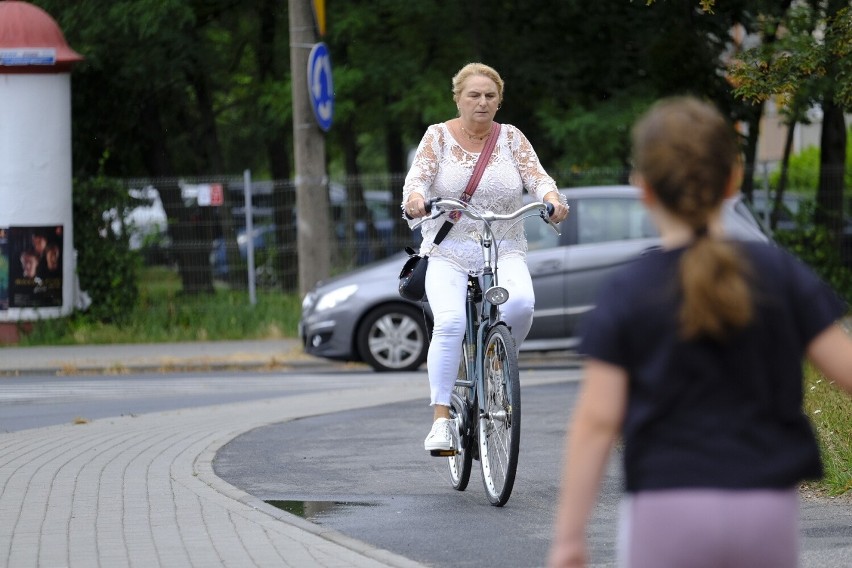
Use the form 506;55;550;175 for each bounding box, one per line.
299;185;769;372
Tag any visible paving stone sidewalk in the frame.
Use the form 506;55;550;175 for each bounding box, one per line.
0;380;428;568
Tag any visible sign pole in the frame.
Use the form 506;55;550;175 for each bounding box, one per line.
289;0;330;296
244;169;256;305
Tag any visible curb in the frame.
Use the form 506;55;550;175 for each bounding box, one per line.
0;339;355;377
0;356;336;377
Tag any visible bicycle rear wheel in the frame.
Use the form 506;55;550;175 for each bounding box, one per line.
448;344;473;491
478;324;521;506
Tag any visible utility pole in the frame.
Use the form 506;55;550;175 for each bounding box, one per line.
289;0;330;296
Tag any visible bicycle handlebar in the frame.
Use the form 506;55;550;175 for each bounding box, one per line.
410;197;561;236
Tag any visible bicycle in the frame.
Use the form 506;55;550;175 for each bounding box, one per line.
411;197;561;506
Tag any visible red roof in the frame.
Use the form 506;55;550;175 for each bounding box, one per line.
0;0;83;72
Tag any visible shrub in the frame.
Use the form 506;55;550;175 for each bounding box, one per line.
772;202;852;303
72;170;140;324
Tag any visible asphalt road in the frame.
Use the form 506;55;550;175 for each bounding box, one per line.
213;368;852;568
213;373;625;568
0;371;331;433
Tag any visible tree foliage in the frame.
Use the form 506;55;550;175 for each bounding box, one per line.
72;158;140;323
728;3;852;110
726;1;850;254
25;0;851;295
33;0;779;182
769;128;852;195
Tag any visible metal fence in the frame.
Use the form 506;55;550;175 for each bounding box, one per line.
117;165;851;296
118;172;416;295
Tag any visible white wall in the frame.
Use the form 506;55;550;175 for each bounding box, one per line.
0;73;75;320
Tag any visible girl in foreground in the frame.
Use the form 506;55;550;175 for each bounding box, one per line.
548;96;852;568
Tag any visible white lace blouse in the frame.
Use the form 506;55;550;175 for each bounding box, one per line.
402;122;558;275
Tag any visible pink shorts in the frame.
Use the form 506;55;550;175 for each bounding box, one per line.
618;487;799;568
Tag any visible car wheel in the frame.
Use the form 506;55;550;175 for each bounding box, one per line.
356;303;429;372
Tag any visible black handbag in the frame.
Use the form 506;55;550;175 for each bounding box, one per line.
397;214;455;300
398;246;430;301
398;123;501;302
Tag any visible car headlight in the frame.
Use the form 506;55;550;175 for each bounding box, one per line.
301;291;317;312
315;284;358;312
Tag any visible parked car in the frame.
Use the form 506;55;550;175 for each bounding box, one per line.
299;185;770;372
330;185;400;265
211;185;404;279
210;224;277;280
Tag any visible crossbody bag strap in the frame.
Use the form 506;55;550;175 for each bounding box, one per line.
459;122;501;206
434;122;501;245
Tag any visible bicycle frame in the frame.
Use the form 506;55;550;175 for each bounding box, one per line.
462;211;509;420
425;197;558;398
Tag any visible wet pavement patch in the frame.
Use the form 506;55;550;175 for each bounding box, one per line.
266;500;375;521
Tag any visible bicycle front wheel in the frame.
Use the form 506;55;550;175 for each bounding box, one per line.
478;324;521;506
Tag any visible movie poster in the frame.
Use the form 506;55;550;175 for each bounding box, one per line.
8;225;63;308
0;229;8;310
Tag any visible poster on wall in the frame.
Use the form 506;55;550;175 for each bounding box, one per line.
0;229;8;310
8;225;63;308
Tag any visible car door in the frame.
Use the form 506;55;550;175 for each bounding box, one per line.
525;213;568;343
563;196;661;339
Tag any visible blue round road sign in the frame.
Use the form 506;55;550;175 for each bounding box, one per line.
307;42;333;132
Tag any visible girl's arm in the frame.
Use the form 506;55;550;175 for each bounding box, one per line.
548;358;628;568
807;322;852;393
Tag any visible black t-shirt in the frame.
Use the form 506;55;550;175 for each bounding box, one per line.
579;241;847;492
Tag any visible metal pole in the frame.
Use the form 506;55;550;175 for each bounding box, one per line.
289;0;330;296
244;169;257;305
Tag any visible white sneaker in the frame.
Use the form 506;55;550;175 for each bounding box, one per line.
424;418;454;451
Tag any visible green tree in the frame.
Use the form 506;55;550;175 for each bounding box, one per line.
724;1;851;256
35;0;295;292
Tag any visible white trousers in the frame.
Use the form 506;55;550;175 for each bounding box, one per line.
424;256;535;407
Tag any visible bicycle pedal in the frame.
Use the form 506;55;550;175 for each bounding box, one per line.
430;449;457;457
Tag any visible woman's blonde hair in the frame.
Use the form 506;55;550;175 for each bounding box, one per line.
451;62;504;105
631;96;752;341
